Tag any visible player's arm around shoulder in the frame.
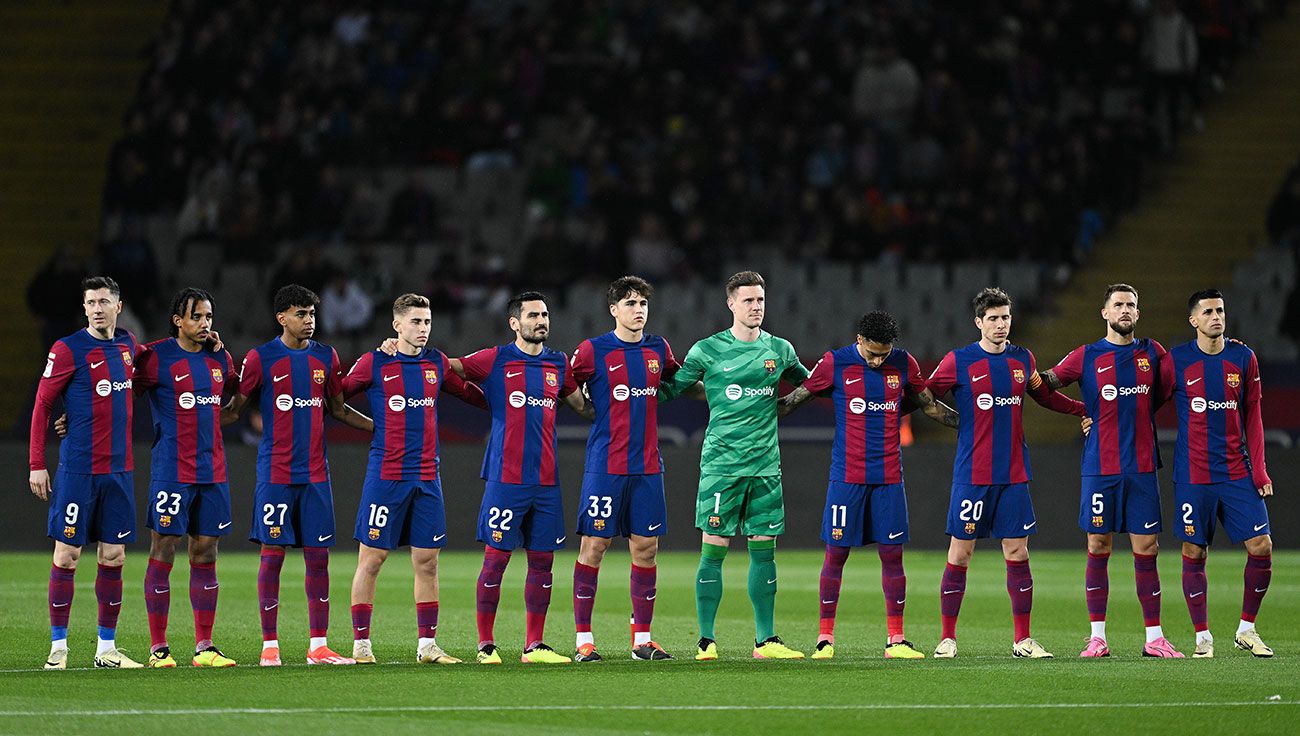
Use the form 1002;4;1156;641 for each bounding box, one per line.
780;349;832;418
659;339;706;401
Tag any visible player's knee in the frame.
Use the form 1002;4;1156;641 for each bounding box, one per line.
188;537;219;565
150;534;180;561
946;544;973;567
1246;535;1272;557
630;538;658;568
1129;534;1158;556
97;544;126;566
579;536;611;566
412;549;439;574
52;545;80;569
1001;539;1029;561
1181;541;1207;560
1087;534;1113;555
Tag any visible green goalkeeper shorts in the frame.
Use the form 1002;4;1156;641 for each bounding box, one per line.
695;474;785;537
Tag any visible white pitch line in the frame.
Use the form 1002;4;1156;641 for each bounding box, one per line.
0;702;1291;717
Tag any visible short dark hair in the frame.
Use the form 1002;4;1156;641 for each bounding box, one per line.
81;275;121;299
1103;283;1138;308
607;275;654;305
972;287;1012;318
392;293;430;316
1187;288;1224;313
726;270;765;296
507;290;547;319
273;284;320;314
857;311;900;345
169;287;214;337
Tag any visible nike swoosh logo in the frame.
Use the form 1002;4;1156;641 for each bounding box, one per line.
1144;522;1158;529
154;588;170;594
608;364;623;372
555;537;566;544
264;603;278;610
576;594;593;599
383;374;400;382
204;584;219;590
1186;377;1202;386
646;594;656;600
542;583;552;589
1190;591;1203;598
218;521;232;530
722;366;737;372
896;599;905;605
647;523;662;531
1019;586;1032;592
1096;366;1112;373
52;602;69;607
433;534;446;542
1153;590;1161;596
888;531;904;539
766;578;777;584
942;590;961;595
506;371;523;378
90;361;105;369
174;374;189;382
109;601;122;606
318;535;333;542
1255;587;1268;593
1086;586;1102;592
972;374;988;382
699;579;718;584
1023;522;1036;530
484;583;499;588
273;374;289;383
822;599;836;604
845;378;862;385
319;597;329;603
117;531;130;539
356;627;367;632
1254;523;1267;531
768;523;781;529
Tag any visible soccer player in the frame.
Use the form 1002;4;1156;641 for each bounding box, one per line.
661;270;810;661
447;291;588;664
135;288;239;668
926;287;1087;659
778;310;960;660
568;275;681;662
30;276;143;669
221;284;375;666
1040;284;1184;658
343;293;486;665
1161;289;1274;658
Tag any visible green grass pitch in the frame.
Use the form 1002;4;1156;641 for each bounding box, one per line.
0;548;1295;734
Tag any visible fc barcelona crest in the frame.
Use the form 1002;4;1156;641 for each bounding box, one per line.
425;368;438;384
159;515;172;528
1092;515;1104;528
1184;524;1196;537
269;526;281;539
764;359;777;373
492;530;503;543
545;370;558;387
1136;356;1151;372
211;367;224;383
708;515;722;529
312;368;325;384
368;528;381;540
63;525;76;539
831;528;843;540
964;522;976;535
886;374;900;390
1227;373;1240;388
593;519;606;531
647;358;660;374
121;350;133;366
1012;368;1025;383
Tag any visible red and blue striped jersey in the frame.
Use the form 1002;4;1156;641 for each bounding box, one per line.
343;347;486;481
928;342;1085;485
1162;340;1269;487
570;332;679;475
802;344;925;485
30;328;140;474
237;338;343;485
1050;338;1165;476
460;343;578;486
136;339;236;484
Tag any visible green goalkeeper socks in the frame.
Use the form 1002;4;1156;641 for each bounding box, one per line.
748;539;777;642
695;543;728;640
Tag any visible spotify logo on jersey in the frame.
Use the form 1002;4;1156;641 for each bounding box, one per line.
179;392;196;409
95;379;112;397
612;384;630;401
508;390;527;408
849;397;867;414
275;394;294;411
1101;385;1118;401
388;395;407;412
976;393;994;410
725;384;743;401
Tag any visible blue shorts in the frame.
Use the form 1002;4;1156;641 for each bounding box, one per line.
576;472;667;538
821;481;910;546
1079;473;1162;534
354;477;447;550
250;481;336;548
48;470;136;546
147;481;232;538
946;483;1036;540
1175;478;1270;546
477;481;566;552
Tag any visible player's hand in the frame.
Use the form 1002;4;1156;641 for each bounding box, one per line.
54;413;68;438
1259;483;1273;498
378;338;398;356
1081;416;1092;436
29;470;51;501
207;329;224;352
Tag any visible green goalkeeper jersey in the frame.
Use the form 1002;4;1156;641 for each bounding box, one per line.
666;328;809;477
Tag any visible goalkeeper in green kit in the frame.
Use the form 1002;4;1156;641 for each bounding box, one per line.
662;271;810;660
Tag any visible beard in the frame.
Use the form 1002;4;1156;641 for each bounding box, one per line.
520;328;547;344
1109;319;1135;336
